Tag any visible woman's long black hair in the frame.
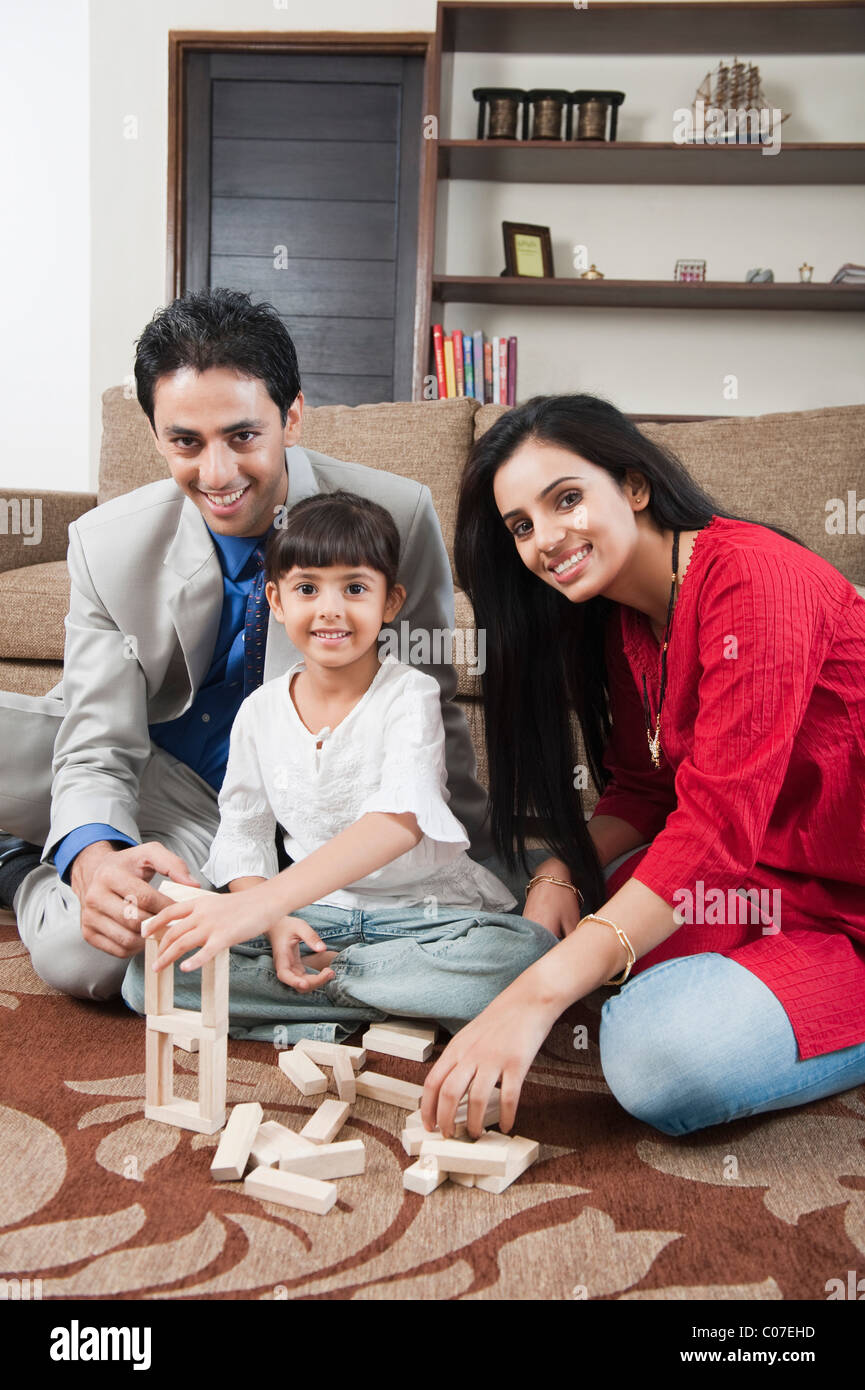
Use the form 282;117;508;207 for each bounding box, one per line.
454;393;808;913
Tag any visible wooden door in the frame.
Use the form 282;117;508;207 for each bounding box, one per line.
182;51;424;405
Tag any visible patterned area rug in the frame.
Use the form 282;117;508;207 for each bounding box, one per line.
2;916;864;1302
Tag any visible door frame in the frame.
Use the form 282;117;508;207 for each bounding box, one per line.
167;30;437;401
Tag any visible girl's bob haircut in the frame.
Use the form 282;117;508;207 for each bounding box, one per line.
265;489;401;591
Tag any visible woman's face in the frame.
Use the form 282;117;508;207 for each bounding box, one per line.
492;440;644;602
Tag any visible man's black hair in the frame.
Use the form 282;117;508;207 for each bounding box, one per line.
134;287;301;426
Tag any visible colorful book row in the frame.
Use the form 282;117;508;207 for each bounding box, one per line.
432;326;517;405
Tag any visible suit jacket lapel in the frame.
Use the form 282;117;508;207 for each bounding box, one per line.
162;498;223;705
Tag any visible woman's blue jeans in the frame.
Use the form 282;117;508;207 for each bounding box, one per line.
596;847;865;1136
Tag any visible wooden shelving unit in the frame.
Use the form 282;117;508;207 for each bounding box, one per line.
432;276;865;311
437;141;865;185
412;0;865;397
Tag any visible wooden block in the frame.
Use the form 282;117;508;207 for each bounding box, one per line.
278;1138;366;1180
475;1136;540;1193
146;1012;227;1041
144;931;173;1016
295;1038;366;1069
243;1164;336;1215
198;1033;227;1127
331;1048;356;1102
375;1018;438;1043
418;1131;511;1176
401;1118;467;1156
449;1169;476;1188
250;1121;317;1169
403;1156;448;1196
144;1099;224;1135
202;948;229;1030
210;1101;264;1181
173;1034;199;1053
354;1071;424;1110
158;881;213;904
298;1098;350;1145
361;1028;433;1063
145;1027;173;1107
278;1048;328;1096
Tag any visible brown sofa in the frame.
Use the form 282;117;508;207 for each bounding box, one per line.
1;391;863;813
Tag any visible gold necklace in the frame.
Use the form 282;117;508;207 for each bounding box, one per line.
641;529;680;769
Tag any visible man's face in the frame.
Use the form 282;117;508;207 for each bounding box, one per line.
150;366;303;537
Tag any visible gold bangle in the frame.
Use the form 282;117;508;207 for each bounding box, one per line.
577;913;636;986
525;874;585;907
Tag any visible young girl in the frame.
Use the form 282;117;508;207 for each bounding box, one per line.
129;489;555;1042
420;393;865;1141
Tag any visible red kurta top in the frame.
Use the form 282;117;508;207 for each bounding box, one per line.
593;514;865;1060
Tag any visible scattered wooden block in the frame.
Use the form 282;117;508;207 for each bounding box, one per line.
243;1164;336;1215
403;1155;448;1196
331;1048;356;1102
418;1131;511;1177
278;1048;328;1096
375;1018;438;1042
210;1102;264;1181
361;1027;433;1063
295;1038;366;1069
298;1098;351;1145
455;1089;501;1129
250;1121;317;1169
279;1139;366;1180
449;1169;476;1188
354;1071;424;1110
401;1117;468;1156
475;1136;540;1193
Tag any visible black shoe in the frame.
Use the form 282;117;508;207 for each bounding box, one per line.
0;835;44;910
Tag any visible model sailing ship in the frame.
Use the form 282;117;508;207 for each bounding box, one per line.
692;58;790;142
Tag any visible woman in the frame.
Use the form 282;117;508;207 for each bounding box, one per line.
421;394;865;1141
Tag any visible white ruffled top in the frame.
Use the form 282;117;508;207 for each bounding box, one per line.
201;654;516;912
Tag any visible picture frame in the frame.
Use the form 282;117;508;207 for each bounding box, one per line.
502;222;554;279
674;258;707;283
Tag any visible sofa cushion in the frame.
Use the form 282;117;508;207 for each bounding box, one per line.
0;561;69;660
474;402;865;586
99;389;479;572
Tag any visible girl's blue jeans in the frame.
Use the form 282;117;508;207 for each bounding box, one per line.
121;846;865;1136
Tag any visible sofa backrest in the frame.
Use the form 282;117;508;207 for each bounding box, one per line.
476;402;865;585
101;389;865;586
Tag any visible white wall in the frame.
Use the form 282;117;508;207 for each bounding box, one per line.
0;0;90;492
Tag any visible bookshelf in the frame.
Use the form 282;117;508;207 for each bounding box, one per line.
412;1;865;398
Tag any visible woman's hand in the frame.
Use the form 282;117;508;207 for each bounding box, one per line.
269;916;337;993
142;880;293;973
522;856;583;939
421;979;563;1139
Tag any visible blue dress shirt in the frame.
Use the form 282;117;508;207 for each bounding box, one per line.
53;527;271;882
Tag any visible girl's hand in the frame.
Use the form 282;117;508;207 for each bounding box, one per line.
142;882;287;973
269;916;337;993
421;981;562;1139
523;857;583;939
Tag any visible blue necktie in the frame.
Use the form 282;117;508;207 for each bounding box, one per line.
243;545;268;696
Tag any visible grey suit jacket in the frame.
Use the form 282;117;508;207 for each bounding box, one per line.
6;445;491;861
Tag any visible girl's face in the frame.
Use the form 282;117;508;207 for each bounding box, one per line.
266;565;405;670
492;440;646;602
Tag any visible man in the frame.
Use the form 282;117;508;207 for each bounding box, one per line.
0;289;494;1004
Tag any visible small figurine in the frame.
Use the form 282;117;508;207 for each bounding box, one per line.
580;264;604;279
799;263;814;283
746;268;774;282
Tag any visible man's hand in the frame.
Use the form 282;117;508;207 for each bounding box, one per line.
522;856;583;939
269;917;337;992
70;840;201;959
